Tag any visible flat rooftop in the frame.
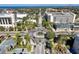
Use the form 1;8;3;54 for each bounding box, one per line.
47;12;75;16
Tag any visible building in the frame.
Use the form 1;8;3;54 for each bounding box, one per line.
73;18;79;31
0;13;15;28
73;34;79;53
26;19;36;23
0;12;27;28
47;12;76;23
73;23;79;31
16;13;27;22
46;12;76;23
46;12;76;31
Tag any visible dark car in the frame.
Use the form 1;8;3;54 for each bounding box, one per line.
45;42;51;49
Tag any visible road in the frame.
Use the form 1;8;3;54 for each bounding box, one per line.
34;43;45;54
0;31;28;54
0;31;27;36
29;27;46;54
0;38;15;54
49;24;79;36
29;30;45;54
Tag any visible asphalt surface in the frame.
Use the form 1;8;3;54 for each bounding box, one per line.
29;28;46;54
34;43;45;54
0;31;27;36
0;38;15;54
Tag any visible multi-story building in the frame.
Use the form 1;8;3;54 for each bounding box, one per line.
47;12;76;23
46;12;76;31
0;12;27;28
16;13;27;22
73;18;79;31
0;13;15;28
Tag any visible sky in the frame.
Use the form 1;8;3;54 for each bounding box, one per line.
0;4;79;8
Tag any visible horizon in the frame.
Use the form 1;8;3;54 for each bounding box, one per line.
0;4;79;8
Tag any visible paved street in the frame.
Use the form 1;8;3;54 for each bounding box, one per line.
34;43;45;54
0;38;15;54
29;30;46;54
0;31;27;36
29;26;47;54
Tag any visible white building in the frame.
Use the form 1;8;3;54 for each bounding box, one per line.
47;12;76;23
0;13;15;28
46;12;76;31
16;13;27;22
73;18;79;31
27;19;36;23
0;13;27;28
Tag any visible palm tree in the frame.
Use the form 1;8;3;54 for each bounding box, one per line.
22;24;26;31
15;32;22;47
58;35;70;44
22;16;29;31
6;32;11;39
26;43;32;52
45;31;55;40
0;38;2;43
16;22;22;31
9;27;14;31
24;33;30;45
0;26;5;31
23;16;29;22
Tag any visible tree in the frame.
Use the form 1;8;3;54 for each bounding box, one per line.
23;16;28;22
42;19;49;28
58;35;71;44
45;31;55;40
9;27;14;31
24;33;30;45
22;24;26;31
53;23;57;30
20;22;24;31
0;40;1;43
17;26;22;31
31;22;37;29
0;38;2;43
14;26;17;31
6;32;11;38
54;43;67;54
17;22;22;31
0;26;5;31
50;40;54;49
44;13;48;21
17;22;21;26
15;32;22;47
25;21;37;30
66;45;70;49
26;43;32;52
45;31;55;52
